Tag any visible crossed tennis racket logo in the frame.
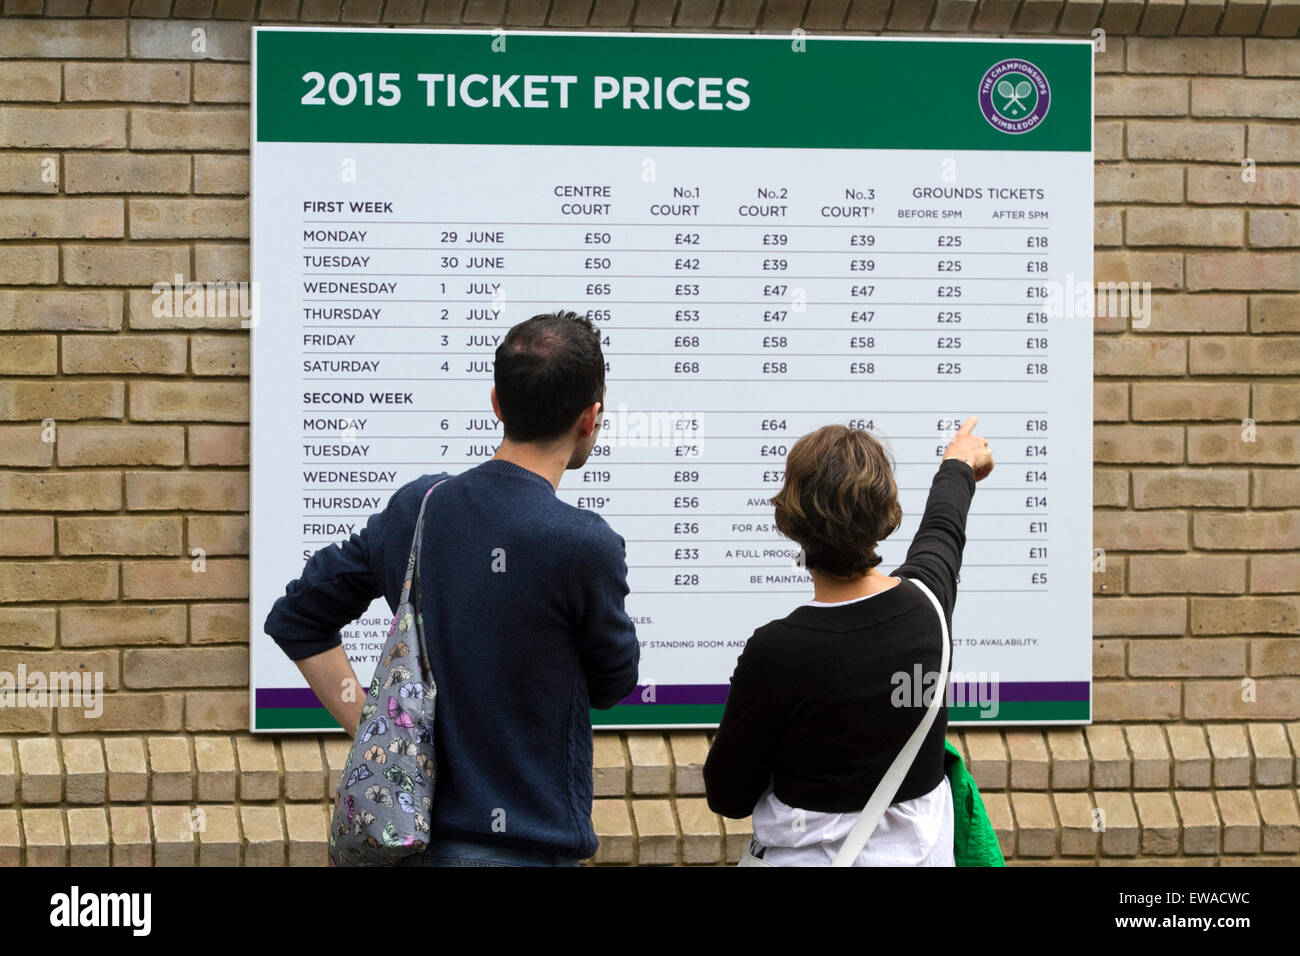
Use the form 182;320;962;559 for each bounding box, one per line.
996;77;1034;116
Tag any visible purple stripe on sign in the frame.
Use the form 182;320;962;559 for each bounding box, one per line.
616;684;730;706
258;685;737;710
611;681;1089;708
258;687;324;708
259;681;1088;710
950;681;1088;703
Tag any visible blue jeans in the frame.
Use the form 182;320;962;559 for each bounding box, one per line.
397;836;582;867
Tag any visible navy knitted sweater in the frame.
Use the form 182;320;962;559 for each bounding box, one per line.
264;458;641;859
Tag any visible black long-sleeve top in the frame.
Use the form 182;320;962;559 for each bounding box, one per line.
703;457;976;818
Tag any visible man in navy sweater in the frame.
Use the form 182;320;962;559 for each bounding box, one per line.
264;310;640;865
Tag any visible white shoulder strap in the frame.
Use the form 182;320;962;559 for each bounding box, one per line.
831;575;951;866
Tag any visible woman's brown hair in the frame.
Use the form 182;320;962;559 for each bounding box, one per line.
770;425;904;579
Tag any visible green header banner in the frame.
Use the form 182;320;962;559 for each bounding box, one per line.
254;28;1092;151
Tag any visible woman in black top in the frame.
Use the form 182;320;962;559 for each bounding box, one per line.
703;417;994;865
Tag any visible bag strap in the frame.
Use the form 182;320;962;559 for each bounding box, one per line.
831;574;951;867
400;478;448;609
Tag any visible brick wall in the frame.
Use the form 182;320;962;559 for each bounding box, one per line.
0;3;1297;865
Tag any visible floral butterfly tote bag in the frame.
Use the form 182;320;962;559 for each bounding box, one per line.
329;480;445;866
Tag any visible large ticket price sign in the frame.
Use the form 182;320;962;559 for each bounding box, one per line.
250;28;1094;732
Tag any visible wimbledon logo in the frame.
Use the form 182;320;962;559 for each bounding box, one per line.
978;58;1051;134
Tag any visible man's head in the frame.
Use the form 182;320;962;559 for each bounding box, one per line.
491;310;606;468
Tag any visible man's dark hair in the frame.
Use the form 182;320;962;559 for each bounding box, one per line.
494;309;605;442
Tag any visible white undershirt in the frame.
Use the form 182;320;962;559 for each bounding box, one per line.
804;579;899;607
751;776;954;866
746;585;955;866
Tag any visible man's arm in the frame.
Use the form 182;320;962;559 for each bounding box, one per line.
295;644;364;734
570;519;640;710
263;504;389;730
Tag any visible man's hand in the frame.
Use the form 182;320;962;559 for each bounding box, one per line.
942;416;994;482
293;644;365;734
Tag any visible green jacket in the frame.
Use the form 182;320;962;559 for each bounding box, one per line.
944;739;1006;867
